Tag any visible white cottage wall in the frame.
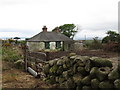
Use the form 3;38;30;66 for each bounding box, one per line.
27;41;64;52
27;42;45;51
50;42;56;50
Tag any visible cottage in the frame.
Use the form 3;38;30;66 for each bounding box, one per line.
27;26;74;52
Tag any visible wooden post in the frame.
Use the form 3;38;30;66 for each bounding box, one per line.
63;41;65;51
24;44;28;72
46;52;49;61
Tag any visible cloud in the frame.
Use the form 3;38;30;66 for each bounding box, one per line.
74;29;118;40
0;0;119;39
82;21;118;31
0;31;37;39
0;0;49;6
0;0;26;5
73;21;118;40
0;28;38;33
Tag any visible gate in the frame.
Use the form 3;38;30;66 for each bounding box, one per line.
23;45;48;72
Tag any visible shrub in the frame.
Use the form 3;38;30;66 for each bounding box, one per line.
102;42;119;52
2;46;23;62
3;43;11;47
14;59;24;69
84;37;102;50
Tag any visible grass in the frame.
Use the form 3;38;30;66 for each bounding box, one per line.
2;46;23;62
84;40;102;50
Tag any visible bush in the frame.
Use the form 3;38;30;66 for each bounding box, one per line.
3;43;11;47
102;31;120;52
2;46;23;62
14;59;24;69
84;37;102;50
102;42;119;52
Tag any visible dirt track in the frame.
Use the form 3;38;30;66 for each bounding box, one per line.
2;61;51;88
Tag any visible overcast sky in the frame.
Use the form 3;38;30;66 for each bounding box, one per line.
0;0;119;40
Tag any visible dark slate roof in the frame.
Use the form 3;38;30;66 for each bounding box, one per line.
27;31;73;42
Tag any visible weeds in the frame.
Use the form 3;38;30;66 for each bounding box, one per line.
84;37;102;50
2;46;23;62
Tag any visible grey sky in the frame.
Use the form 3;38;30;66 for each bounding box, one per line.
0;0;119;39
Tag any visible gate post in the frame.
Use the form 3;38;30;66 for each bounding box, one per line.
24;44;28;72
46;52;49;61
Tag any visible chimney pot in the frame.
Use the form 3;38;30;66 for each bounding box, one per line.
42;26;47;32
54;27;60;33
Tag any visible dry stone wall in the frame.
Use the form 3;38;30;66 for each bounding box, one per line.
43;53;120;89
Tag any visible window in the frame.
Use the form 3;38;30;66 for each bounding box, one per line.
45;42;50;49
56;41;61;49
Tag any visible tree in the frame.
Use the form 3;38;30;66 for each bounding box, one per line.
102;31;119;43
102;36;109;43
14;37;20;44
52;24;77;38
102;31;120;52
8;38;14;44
14;37;20;40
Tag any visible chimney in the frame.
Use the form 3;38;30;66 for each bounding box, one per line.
54;27;60;33
42;26;47;32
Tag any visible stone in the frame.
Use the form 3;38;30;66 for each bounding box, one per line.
69;55;77;60
114;79;120;88
91;78;100;88
99;81;113;88
59;82;66;88
96;67;111;81
43;55;117;89
76;86;82;90
56;66;63;75
84;59;91;72
45;75;56;84
77;60;85;67
56;76;59;82
14;59;24;69
49;65;58;74
63;64;68;70
60;56;67;59
57;59;64;66
118;61;120;72
90;67;98;78
108;67;120;80
81;76;91;85
65;61;71;68
65;78;75;88
48;59;58;66
62;71;69;79
67;69;74;76
68;53;76;57
90;57;112;67
43;64;50;74
73;64;78;73
73;74;83;85
77;67;87;75
58;77;65;84
80;56;90;62
82;86;91;90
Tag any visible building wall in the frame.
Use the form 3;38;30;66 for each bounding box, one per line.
27;42;45;51
27;41;63;52
63;41;74;51
74;42;84;51
50;42;56;50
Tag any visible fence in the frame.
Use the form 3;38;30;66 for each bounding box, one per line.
23;45;47;72
23;45;72;72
